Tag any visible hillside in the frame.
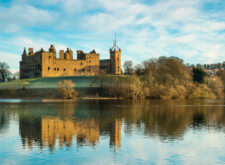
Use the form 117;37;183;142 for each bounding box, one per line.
0;76;97;89
0;75;129;98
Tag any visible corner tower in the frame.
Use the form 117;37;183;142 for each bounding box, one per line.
110;37;121;75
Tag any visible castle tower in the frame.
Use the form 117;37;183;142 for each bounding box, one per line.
110;37;121;75
49;45;56;59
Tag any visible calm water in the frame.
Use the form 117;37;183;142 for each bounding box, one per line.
0;99;225;165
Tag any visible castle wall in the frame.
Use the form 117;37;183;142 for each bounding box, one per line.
100;60;111;74
20;52;42;79
41;52;99;77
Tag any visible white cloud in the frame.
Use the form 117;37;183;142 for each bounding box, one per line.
0;52;20;70
62;0;83;14
0;3;56;32
13;37;67;51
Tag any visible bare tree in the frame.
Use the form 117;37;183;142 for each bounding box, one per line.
123;61;133;75
14;71;20;80
0;62;11;82
134;64;144;75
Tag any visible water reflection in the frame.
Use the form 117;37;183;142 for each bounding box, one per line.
0;99;225;152
0;111;10;134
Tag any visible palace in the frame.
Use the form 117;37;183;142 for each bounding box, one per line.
20;39;122;79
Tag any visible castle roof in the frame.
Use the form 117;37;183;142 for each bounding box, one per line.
111;36;120;51
100;59;110;63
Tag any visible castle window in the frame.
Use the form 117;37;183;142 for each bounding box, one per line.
64;68;66;71
81;62;83;65
48;67;50;71
57;68;59;71
89;69;91;72
89;60;91;63
54;68;56;71
83;69;85;72
74;68;76;71
49;56;51;59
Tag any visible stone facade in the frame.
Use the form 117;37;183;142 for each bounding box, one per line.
20;40;122;79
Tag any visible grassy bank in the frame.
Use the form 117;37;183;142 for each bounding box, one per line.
0;76;96;89
0;76;122;98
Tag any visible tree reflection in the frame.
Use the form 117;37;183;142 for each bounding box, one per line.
0;111;9;134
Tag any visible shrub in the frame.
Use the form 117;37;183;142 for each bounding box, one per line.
206;76;224;98
92;75;144;99
188;84;216;99
148;83;168;99
57;80;78;99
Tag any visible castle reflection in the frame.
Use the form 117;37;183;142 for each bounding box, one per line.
18;102;122;151
3;99;224;151
41;117;100;149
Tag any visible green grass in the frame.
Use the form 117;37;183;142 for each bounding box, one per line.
0;75;128;89
0;76;97;89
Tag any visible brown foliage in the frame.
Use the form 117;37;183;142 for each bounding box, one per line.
57;80;78;99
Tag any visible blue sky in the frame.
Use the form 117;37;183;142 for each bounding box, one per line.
0;0;225;72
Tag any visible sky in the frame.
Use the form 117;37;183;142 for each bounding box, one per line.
0;0;225;72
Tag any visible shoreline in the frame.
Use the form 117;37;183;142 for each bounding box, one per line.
0;96;121;100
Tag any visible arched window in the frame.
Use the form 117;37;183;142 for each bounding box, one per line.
64;68;66;71
48;67;50;71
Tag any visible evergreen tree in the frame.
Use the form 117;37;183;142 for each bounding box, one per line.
192;67;206;83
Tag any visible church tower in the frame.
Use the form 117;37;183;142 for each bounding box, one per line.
110;37;122;75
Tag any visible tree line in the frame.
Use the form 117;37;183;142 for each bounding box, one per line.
93;56;225;99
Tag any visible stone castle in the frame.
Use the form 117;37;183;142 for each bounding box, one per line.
20;39;121;79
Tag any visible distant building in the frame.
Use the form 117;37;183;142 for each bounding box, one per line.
20;39;122;79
